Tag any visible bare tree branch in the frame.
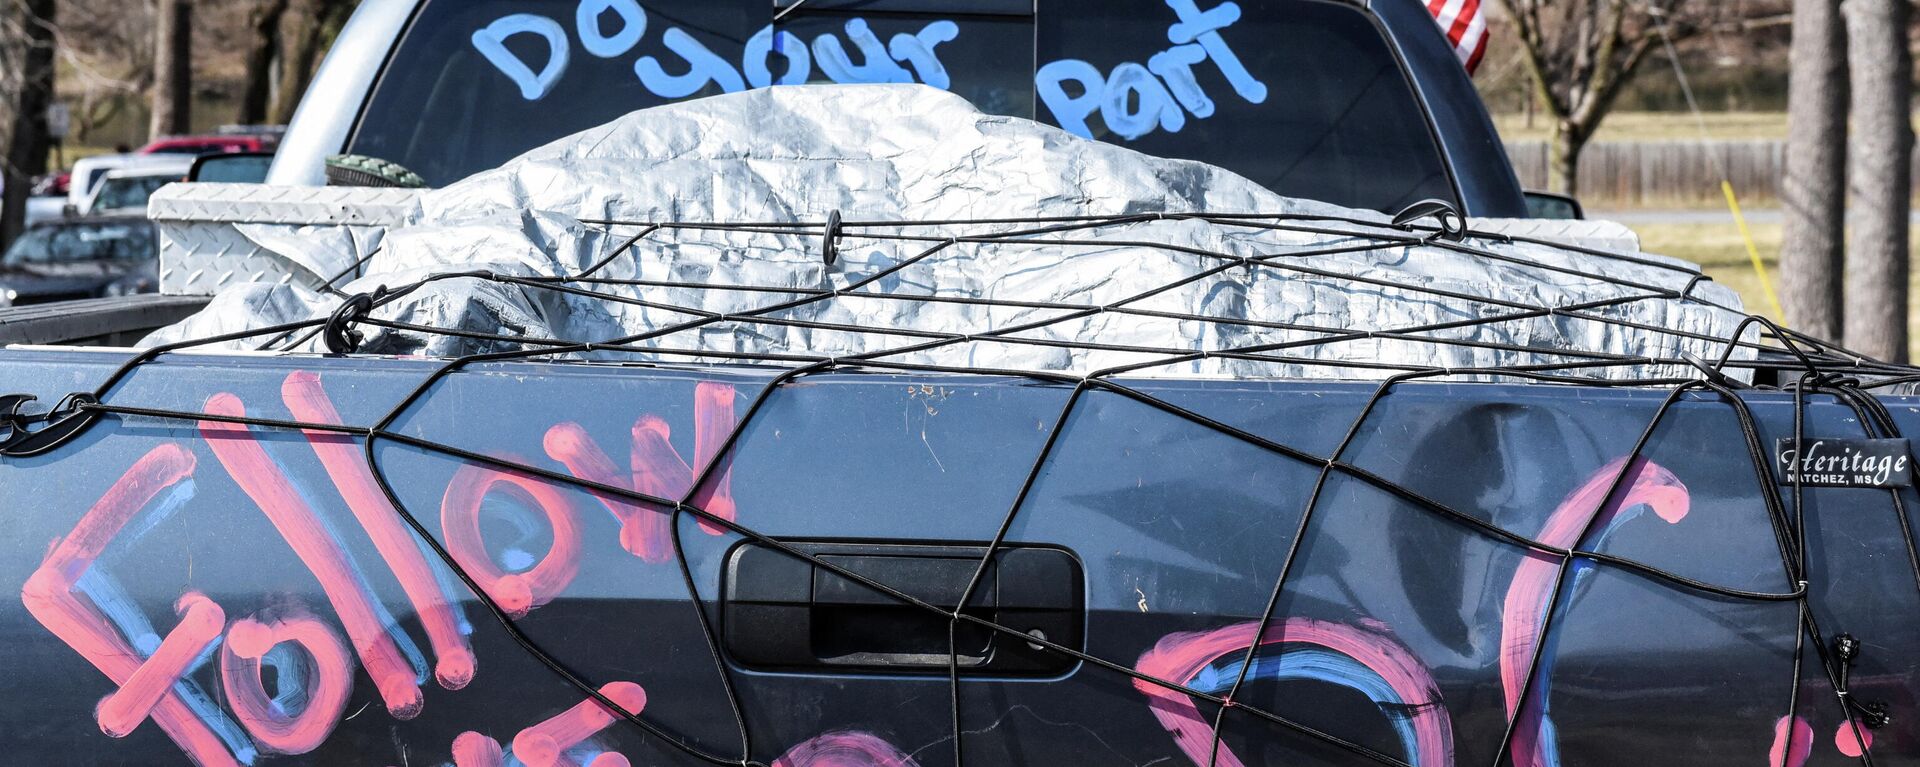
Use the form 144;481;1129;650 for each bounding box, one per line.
1494;0;1785;192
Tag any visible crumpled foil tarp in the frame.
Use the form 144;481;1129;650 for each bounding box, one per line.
147;84;1753;380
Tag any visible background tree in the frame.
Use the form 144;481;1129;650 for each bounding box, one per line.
268;0;350;124
56;0;156;145
1494;0;1773;194
1842;0;1913;361
1779;0;1847;340
148;0;192;138
0;0;56;251
237;0;288;125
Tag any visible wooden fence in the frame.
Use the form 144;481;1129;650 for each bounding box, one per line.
1503;140;1919;208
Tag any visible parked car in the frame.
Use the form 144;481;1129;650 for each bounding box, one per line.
79;164;192;217
0;215;157;306
65;153;196;215
24;195;65;226
140;133;279;157
1;173;67;225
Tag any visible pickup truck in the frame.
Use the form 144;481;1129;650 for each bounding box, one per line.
2;2;1912;767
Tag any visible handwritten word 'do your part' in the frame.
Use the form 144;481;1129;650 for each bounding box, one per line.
1037;0;1267;141
472;0;961;101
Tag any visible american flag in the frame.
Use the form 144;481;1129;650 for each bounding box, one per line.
1427;0;1489;74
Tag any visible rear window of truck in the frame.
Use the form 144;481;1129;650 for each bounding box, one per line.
348;0;1454;212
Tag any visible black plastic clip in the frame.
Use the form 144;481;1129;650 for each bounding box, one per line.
0;393;36;447
1391;198;1468;242
323;291;379;355
1681;352;1748;390
1836;633;1861;665
1815;371;1863;390
1856;700;1892;729
1832;633;1892;729
822;210;844;267
0;392;100;458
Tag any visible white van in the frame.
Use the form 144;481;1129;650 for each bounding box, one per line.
64;154;194;215
78;164;193;217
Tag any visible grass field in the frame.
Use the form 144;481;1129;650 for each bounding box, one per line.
1492;111;1789;143
1630;220;1787;320
1496;109;1918;357
1629;218;1920;358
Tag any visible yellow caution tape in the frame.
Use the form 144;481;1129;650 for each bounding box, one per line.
1721;179;1785;321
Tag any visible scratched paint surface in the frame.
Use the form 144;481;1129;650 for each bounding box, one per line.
1;351;1918;765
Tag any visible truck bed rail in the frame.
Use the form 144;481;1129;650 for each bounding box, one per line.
0;294;210;346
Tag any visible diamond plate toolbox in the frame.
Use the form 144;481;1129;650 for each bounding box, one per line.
150;183;424;295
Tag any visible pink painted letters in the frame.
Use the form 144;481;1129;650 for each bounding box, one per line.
283;370;477;689
200;392;425;719
220;609;355;755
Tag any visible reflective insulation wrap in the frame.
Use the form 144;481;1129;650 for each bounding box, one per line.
146;85;1753;380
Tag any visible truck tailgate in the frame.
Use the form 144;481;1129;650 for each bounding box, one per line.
1;348;1915;765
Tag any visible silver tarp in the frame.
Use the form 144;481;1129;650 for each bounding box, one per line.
147;84;1753;380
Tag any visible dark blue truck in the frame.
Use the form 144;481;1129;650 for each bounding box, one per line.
3;337;1918;767
3;1;1914;766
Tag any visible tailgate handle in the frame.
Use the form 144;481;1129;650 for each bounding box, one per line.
723;543;1082;675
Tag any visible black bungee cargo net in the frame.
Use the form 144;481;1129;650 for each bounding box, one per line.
7;208;1920;767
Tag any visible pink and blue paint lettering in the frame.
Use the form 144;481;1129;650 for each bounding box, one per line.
1499;456;1690;767
1134;617;1452;767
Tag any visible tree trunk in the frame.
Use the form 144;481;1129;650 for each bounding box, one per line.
1548;122;1583;195
318;0;353;46
1;0;56;252
238;0;290;125
1842;0;1913;362
1781;0;1848;340
149;0;193;139
269;0;323;125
